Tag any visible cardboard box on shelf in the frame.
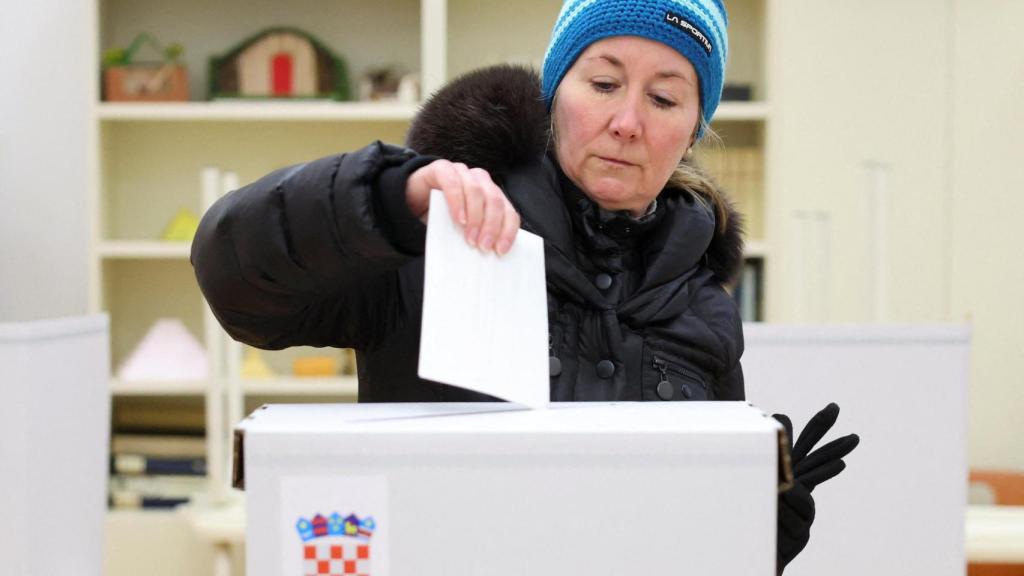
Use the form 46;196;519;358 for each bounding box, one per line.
104;64;188;102
234;401;789;576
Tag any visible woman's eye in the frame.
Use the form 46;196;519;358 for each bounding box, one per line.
591;81;617;93
651;95;677;109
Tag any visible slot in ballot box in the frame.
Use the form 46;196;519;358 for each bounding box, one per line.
234;402;790;576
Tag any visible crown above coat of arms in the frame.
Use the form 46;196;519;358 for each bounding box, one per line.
297;513;376;542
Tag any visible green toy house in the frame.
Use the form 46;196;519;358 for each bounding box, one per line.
208;27;350;100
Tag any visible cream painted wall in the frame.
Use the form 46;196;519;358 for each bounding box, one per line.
768;0;1023;469
950;0;1024;469
767;0;952;324
0;2;93;321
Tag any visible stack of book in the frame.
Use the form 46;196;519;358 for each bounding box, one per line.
732;258;764;323
109;397;207;510
109;433;207;509
694;146;765;240
695;146;766;321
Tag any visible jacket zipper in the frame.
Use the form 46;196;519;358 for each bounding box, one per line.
652;356;671;389
653;355;707;391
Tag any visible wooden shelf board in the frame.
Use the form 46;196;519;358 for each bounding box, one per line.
110;377;359;396
98;100;761;123
713;101;769;122
110;378;210;396
744;241;770;258
179;498;246;545
97;101;419;122
99;241;192;260
241;376;359;396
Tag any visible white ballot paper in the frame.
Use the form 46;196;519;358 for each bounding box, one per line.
418;189;549;408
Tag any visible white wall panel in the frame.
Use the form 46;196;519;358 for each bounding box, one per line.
0;1;94;321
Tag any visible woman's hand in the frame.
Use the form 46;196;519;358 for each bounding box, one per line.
406;159;520;255
772;403;860;574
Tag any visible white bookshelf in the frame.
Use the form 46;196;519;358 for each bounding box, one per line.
110;378;210;395
99;241;191;259
95;100;763;124
744;240;770;259
242;376;359;397
715;101;770;122
98;101;420;122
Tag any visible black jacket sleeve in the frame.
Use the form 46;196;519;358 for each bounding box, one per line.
717;360;745;400
190;141;434;351
689;276;746;400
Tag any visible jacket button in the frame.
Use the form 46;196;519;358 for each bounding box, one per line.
596;359;615;378
595;273;612;290
549;356;562;377
680;384;693;399
657;380;674;400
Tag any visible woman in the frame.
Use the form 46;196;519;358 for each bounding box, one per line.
192;0;857;572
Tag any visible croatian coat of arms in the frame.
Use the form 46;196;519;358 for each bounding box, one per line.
296;512;375;576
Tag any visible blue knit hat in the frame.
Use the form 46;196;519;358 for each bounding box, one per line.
542;0;729;135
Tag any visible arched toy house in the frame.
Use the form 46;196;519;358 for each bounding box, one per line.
209;27;350;100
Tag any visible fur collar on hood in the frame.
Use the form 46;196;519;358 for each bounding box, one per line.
406;65;745;285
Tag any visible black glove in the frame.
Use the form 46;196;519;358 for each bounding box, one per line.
773;403;860;575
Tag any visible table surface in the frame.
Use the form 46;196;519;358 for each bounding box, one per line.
966;505;1024;563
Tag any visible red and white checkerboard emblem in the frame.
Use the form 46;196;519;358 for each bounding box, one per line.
303;539;371;576
297;513;375;576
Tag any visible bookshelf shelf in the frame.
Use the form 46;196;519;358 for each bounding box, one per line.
107;508;179;517
179;497;246;546
110;378;210;396
712;101;769;122
744;241;770;258
242;376;359;397
97;101;420;123
99;241;192;260
97;100;762;123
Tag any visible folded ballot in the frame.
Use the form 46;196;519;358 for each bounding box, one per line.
418;189;549;407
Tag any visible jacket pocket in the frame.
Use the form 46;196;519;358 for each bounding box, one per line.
642;343;710;401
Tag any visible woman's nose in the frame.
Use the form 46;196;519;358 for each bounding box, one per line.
609;96;643;141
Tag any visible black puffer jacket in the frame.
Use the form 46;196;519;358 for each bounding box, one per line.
191;65;746;403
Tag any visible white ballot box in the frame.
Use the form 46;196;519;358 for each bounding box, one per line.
234;402;789;576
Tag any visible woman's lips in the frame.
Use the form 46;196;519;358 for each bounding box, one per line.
597;155;636;167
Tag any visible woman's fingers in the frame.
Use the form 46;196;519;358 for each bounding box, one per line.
434;161;467;227
477;181;507;252
460;165;486;247
772;414;794;450
793;403;840;462
406;159;519;254
408;159;466;224
799;459;847;493
793;433;860;479
794;430;860;475
455;166;517;255
495;202;521;256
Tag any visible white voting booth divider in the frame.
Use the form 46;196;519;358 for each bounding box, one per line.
743;324;970;576
0;315;110;576
236;324;968;575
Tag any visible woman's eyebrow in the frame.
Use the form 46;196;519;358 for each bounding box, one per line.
655;70;694;86
586;53;693;86
595;54;624;67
